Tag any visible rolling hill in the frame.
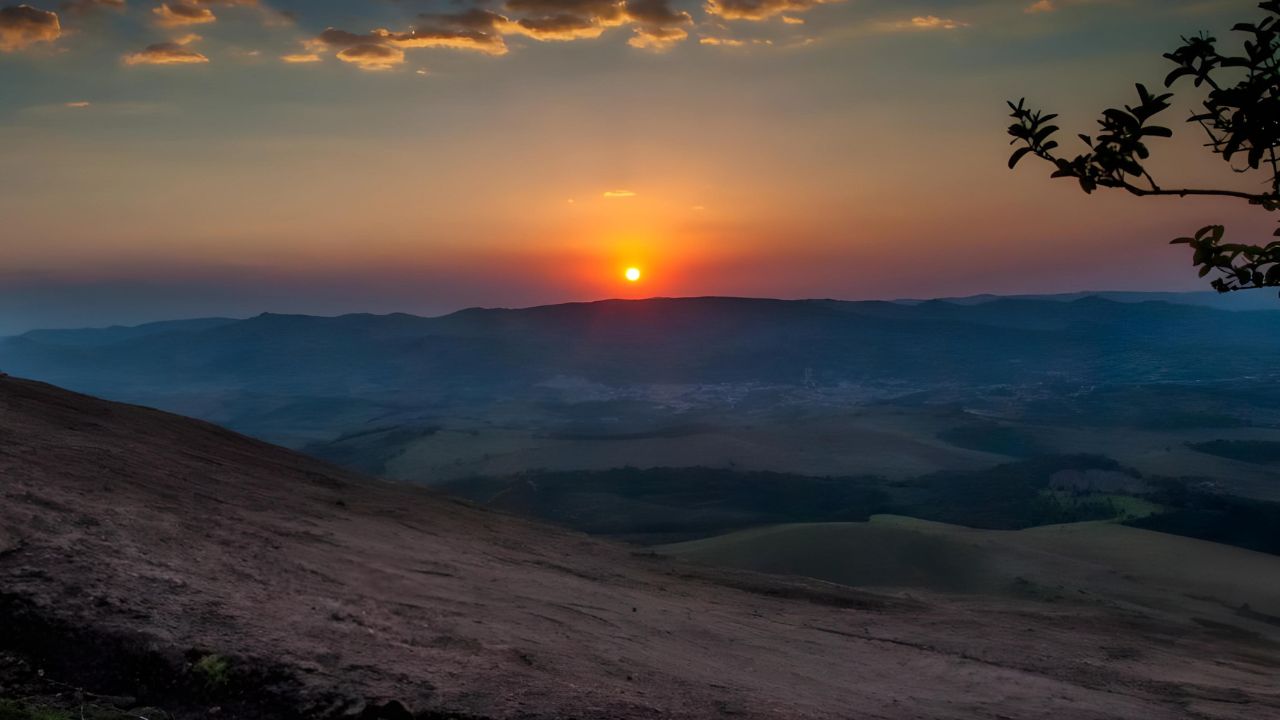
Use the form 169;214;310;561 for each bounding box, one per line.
3;376;1280;718
659;516;1280;627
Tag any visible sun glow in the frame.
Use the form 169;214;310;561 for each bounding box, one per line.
624;267;642;282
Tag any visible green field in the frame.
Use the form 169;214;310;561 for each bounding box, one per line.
659;516;1280;638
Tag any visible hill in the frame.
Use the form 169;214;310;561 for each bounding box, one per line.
659;517;1280;628
3;376;1280;718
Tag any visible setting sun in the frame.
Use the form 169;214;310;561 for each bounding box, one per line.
625;267;642;282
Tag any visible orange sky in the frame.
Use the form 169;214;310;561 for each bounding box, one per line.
0;0;1272;331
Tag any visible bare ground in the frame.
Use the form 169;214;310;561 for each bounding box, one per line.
1;376;1277;719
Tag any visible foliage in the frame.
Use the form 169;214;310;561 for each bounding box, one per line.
1008;1;1280;293
192;654;231;691
0;701;72;720
899;455;1130;530
1187;438;1280;463
1127;477;1280;554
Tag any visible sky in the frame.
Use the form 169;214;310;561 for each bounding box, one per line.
0;0;1272;332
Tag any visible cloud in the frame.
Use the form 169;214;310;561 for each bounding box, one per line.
623;0;690;50
510;14;606;41
628;25;685;48
376;28;508;55
153;2;216;27
879;15;968;31
64;100;90;107
704;0;834;22
123;34;209;64
909;15;966;30
506;0;627;27
700;34;771;47
1023;0;1116;14
336;42;404;70
15;0;806;70
0;4;61;52
280;51;320;63
624;0;690;27
308;11;512;58
602;189;637;198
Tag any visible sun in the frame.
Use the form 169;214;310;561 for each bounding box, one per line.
624;267;642;282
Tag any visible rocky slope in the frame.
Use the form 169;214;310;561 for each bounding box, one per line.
1;376;1277;719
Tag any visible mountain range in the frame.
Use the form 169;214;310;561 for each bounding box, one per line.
5;294;1280;399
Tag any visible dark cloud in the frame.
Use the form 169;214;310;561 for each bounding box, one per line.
705;0;831;21
388;9;508;52
514;13;604;40
624;0;690;27
0;4;61;51
153;2;216;26
420;8;508;31
505;0;626;25
308;9;511;58
336;42;404;69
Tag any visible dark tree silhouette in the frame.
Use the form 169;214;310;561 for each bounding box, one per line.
1007;1;1280;294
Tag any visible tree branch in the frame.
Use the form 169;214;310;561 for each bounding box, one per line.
1118;182;1278;203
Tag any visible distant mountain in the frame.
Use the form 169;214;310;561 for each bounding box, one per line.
905;289;1280;311
3;376;1278;718
4;295;1279;396
14;317;239;346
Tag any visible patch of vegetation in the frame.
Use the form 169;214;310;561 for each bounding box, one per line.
192;654;231;691
1044;491;1161;521
0;700;72;720
448;456;1146;540
1126;479;1280;555
1187;440;1280;465
937;424;1045;458
449;456;1280;556
891;455;1135;530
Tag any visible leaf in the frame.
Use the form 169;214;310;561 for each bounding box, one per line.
1008;147;1034;169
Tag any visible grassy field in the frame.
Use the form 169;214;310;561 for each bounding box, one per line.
378;407;1005;484
305;401;1280;501
659;516;1280;638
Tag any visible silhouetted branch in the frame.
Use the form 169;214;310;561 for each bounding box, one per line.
1006;0;1280;294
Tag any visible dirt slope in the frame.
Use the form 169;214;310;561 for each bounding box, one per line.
1;376;1277;719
